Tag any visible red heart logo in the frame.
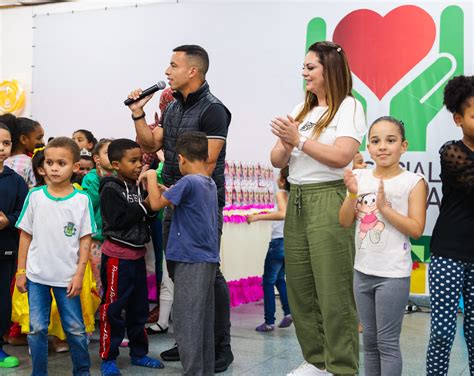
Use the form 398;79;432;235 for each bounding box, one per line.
333;5;436;99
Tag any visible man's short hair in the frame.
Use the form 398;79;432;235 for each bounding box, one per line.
173;45;209;76
45;137;80;162
176;131;208;162
108;138;140;163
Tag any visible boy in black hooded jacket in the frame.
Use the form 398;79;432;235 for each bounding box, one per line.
98;138;163;376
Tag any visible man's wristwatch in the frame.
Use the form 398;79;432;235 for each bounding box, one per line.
297;136;308;151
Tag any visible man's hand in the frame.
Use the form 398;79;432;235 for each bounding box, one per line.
127;88;154;114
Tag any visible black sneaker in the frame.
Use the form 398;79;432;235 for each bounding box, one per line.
160;343;180;361
214;349;234;373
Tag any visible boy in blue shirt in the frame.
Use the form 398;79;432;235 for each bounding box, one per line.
141;131;219;376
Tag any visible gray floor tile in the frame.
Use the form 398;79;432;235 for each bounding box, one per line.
1;302;471;375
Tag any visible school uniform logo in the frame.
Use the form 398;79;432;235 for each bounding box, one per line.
63;222;77;237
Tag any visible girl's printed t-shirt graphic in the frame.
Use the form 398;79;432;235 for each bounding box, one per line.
352;169;425;278
356;192;386;247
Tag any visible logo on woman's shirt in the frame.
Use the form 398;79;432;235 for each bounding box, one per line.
300;121;316;132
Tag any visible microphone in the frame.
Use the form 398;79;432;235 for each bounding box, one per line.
124;81;167;106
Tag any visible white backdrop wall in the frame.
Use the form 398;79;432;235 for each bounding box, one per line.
0;1;168;116
27;1;473;237
1;7;34;110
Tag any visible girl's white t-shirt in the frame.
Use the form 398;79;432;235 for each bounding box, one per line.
353;169;425;278
16;186;96;287
288;96;367;184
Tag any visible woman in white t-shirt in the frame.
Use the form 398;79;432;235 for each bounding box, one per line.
340;117;427;376
270;41;367;376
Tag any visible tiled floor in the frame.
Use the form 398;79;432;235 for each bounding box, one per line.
2;301;470;375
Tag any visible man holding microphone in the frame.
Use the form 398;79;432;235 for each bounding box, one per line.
127;44;233;374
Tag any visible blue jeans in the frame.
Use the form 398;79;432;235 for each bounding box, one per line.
27;279;90;376
262;238;290;325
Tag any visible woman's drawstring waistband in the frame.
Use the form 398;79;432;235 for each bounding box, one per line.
294;185;302;216
290;180;345;216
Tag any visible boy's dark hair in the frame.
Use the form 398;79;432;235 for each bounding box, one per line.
444;75;474;115
73;129;98;149
92;138;112;157
280;166;290;191
369;116;406;142
32;148;46;186
176;131;208;162
0;122;11;134
45;137;80;162
173;45;209;75
108;138;140;163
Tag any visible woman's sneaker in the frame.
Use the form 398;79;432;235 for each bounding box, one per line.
286;361;333;375
278;314;294;328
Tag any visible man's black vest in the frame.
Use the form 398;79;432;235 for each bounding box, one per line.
162;82;230;206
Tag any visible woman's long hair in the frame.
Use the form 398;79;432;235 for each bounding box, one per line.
295;41;353;138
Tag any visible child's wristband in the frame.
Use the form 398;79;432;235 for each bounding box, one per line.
16;269;26;276
347;191;358;199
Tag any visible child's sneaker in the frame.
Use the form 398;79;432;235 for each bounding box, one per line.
131;355;164;369
0;348;19;368
101;360;121;376
119;337;129;347
255;322;275;332
278;314;294;328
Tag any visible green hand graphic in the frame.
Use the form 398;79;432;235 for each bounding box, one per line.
306;6;463;152
390;6;463;151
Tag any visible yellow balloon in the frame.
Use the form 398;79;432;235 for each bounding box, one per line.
0;80;26;115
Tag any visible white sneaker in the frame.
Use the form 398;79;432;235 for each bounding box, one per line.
286;361;334;376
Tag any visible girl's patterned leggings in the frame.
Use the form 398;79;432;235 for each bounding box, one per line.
426;255;474;375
